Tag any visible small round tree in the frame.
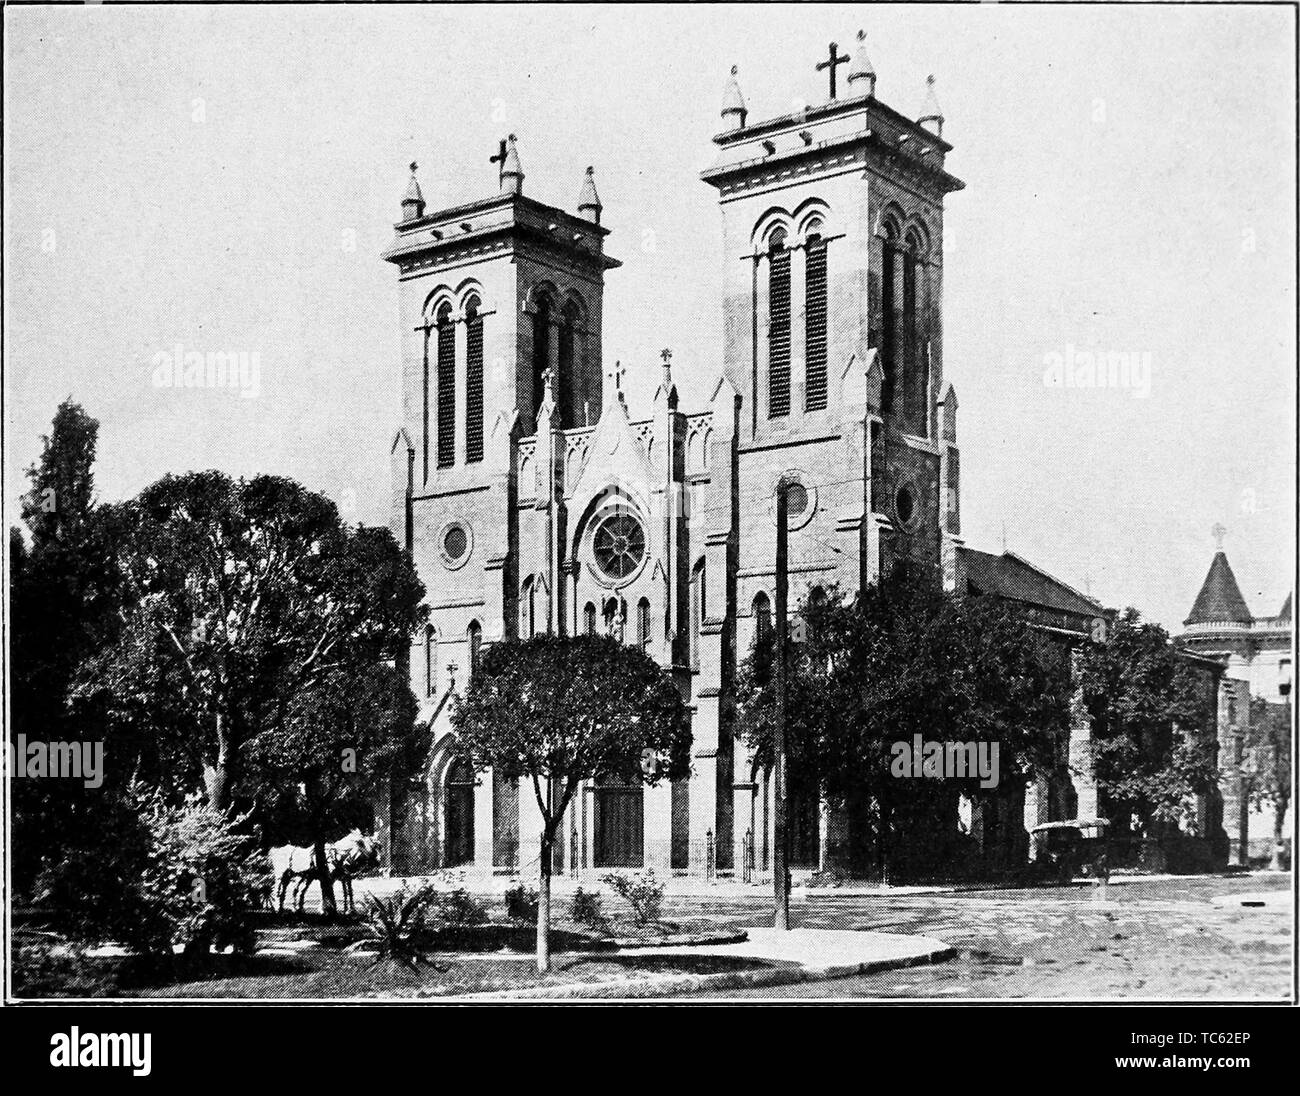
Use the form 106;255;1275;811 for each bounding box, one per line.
452;634;691;971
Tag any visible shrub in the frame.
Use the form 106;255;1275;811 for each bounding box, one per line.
569;886;606;930
433;886;488;929
362;884;437;965
504;880;539;924
600;869;665;926
34;785;266;957
11;936;120;998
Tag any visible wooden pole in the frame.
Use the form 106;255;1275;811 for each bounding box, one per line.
774;479;790;930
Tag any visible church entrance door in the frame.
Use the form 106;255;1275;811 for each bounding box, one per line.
594;778;644;868
444;757;475;867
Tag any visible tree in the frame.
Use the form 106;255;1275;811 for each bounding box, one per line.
737;566;1067;879
1247;697;1291;871
9;400;125;896
246;661;424;914
1079;609;1219;842
452;635;691;971
76;472;427;819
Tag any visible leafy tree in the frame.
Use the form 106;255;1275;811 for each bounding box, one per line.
452;635;691;971
737;566;1067;879
1079;609;1218;841
1247;697;1292;870
246;661;423;914
9;400;125;895
76;471;427;818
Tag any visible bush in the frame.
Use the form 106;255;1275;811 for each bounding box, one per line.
362;884;438;965
504;880;539;924
11;936;120;998
569;886;606;930
433;886;488;929
34;785;267;957
600;869;665;926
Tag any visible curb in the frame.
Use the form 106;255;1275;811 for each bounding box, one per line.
446;944;957;1000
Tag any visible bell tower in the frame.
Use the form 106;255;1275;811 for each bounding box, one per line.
700;31;965;586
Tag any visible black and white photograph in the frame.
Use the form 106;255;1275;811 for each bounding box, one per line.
2;0;1296;1058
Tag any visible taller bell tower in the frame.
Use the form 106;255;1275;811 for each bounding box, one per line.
701;31;965;585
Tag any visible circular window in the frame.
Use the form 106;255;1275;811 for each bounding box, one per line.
592;512;646;583
440;522;472;569
771;473;815;530
894;483;919;531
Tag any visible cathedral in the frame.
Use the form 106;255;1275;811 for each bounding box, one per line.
376;36;969;878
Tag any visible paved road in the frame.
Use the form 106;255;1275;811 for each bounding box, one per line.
661;874;1293;999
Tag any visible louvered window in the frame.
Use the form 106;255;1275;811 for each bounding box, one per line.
436;305;455;468
768;231;791;417
465;300;484;463
881;243;896;414
804;234;828;411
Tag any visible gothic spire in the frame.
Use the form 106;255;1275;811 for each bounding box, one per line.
918;74;944;138
577;166;602;224
846;29;876;98
500;134;524;195
401;161;425;221
721;65;747;131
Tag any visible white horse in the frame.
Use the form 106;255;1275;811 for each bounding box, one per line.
269;830;380;914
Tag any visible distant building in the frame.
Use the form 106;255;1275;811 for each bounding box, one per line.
1179;533;1293;863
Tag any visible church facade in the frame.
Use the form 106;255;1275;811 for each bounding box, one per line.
376;38;968;878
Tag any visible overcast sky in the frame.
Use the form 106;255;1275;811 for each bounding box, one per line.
5;3;1295;632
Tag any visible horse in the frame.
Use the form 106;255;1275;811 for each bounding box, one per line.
268;830;380;914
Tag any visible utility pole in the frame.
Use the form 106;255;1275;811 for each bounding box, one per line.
773;478;790;930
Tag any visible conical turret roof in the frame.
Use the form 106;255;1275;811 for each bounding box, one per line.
1185;552;1253;625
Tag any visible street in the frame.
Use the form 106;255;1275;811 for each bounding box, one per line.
659;873;1293;999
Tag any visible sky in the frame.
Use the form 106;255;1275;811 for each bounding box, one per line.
4;2;1295;633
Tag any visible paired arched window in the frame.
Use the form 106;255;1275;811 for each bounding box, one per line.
531;293;552;429
520;577;535;638
465;297;484;463
804;229;828;412
767;229;791;418
637;598;652;652
467;621;482;678
425;625;438;697
752;591;772;676
881;220;928;435
435;302;456;469
584;602;597;636
690;559;707;669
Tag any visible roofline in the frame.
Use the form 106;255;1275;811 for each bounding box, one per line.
1001;551;1106;612
712;92;953;154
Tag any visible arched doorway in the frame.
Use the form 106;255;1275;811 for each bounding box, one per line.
444;756;475;867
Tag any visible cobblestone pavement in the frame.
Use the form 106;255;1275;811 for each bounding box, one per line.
664;874;1293;999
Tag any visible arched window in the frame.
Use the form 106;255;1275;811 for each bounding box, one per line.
691;559;706;670
467;620;482;678
753;591;772;676
903;229;925;435
637;597;652;652
436;302;456;468
531;293;552;430
422;323;431;482
465;297;484;462
603;596;624;642
584;602;597;635
806;586;826;642
767;229;791;418
804;231;828;412
881;224;900;416
558;298;582;428
425;626;437;697
520;577;535;638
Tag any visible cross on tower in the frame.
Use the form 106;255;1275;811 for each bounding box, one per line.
489;138;508;180
817;41;851;100
1212;523;1228;552
660;348;672;366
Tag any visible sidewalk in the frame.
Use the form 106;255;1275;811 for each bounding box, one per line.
454;927;956;1000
